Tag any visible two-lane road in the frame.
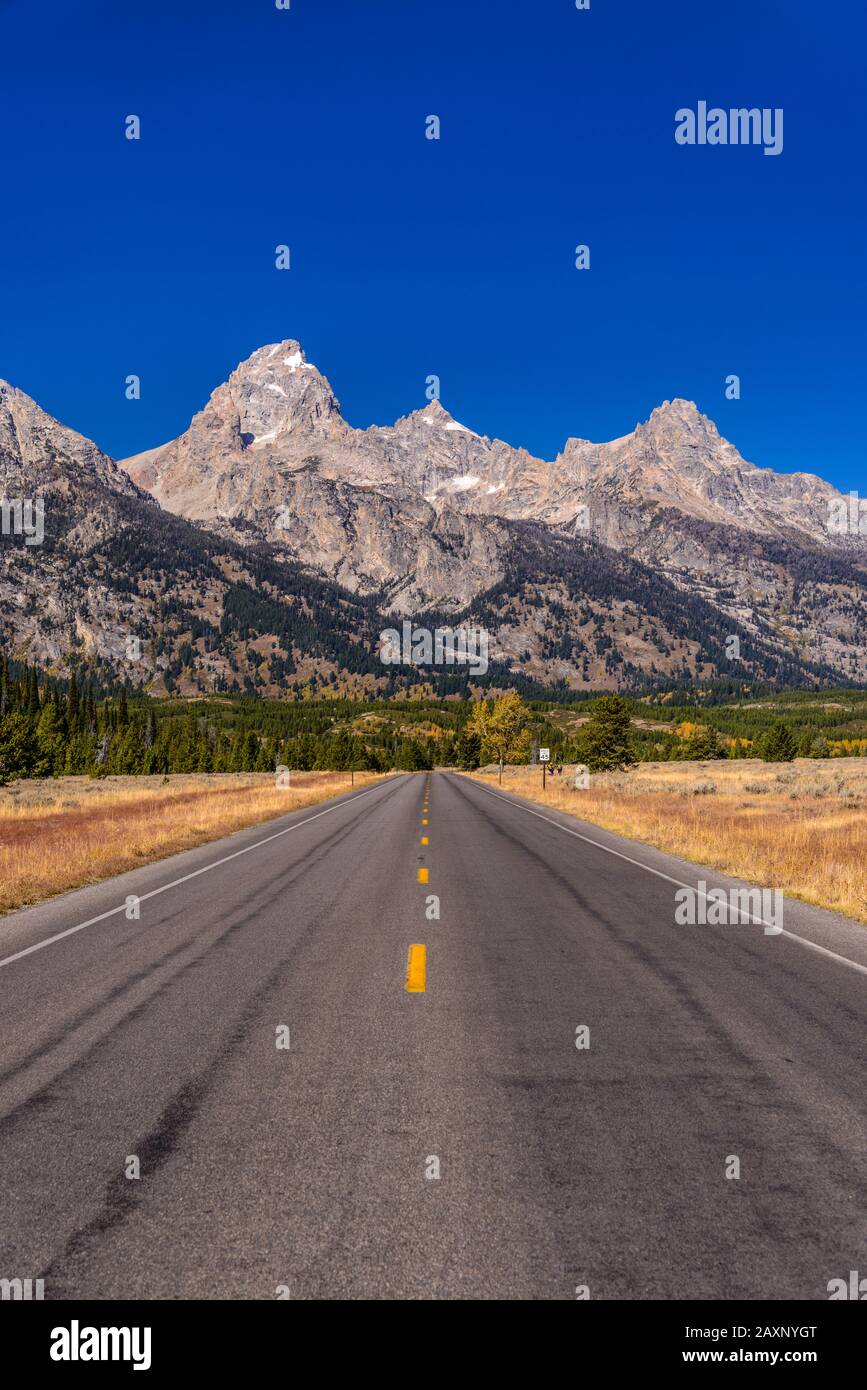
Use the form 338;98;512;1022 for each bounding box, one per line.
1;771;865;1299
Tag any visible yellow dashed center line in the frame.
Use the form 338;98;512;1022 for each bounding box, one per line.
409;782;433;991
406;944;427;993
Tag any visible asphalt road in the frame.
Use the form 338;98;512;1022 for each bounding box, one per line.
0;771;865;1300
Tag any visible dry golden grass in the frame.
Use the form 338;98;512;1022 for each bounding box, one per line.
0;771;386;915
466;759;867;923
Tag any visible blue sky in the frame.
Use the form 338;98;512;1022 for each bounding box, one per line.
1;0;865;489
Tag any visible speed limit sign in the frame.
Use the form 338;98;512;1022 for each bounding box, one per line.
539;748;550;762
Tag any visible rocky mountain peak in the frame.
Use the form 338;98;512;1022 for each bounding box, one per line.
0;378;138;496
639;397;720;444
4;351;866;694
215;339;342;443
392;398;476;433
648;396;703;421
234;338;318;382
418;398;482;438
112;337;863;571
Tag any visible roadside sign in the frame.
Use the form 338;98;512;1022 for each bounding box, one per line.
539;748;550;761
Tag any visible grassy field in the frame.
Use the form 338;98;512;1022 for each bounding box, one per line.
467;759;867;924
0;771;385;915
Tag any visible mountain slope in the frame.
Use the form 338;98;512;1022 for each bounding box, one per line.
122;343;861;555
1;348;864;696
115;339;867;688
0;381;430;697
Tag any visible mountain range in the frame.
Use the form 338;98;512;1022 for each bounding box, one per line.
2;338;866;697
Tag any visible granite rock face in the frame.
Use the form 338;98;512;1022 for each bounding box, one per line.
1;378;140;500
1;340;864;693
122;343;859;565
118;341;867;686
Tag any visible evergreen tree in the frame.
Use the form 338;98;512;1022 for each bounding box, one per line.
0;712;37;782
682;726;726;761
576;695;636;772
454;729;482;770
196;731;213;773
35;702;66;776
758;720;797;762
66;670;80;729
242;731;259;771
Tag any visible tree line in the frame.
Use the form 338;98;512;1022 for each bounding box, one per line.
0;656;857;785
0;659;442;782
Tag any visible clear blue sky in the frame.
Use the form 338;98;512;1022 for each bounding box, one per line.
1;0;864;490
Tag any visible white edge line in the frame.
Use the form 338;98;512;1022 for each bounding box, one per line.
469;779;867;980
0;779;394;973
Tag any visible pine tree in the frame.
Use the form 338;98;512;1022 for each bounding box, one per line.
195;729;213;773
759;720;797;763
0;712;37;782
576;695;636;772
682;726;726;761
454;729;482;769
35;702;66;776
66;671;80;730
243;730;259;770
27;667;41;714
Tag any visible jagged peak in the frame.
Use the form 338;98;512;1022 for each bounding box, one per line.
0;377;109;453
413;399;482;437
641;398;719;434
0;378;41;408
193;338;343;432
558;399;721;456
231;338;323;377
390;398;453;430
650;396;702;417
